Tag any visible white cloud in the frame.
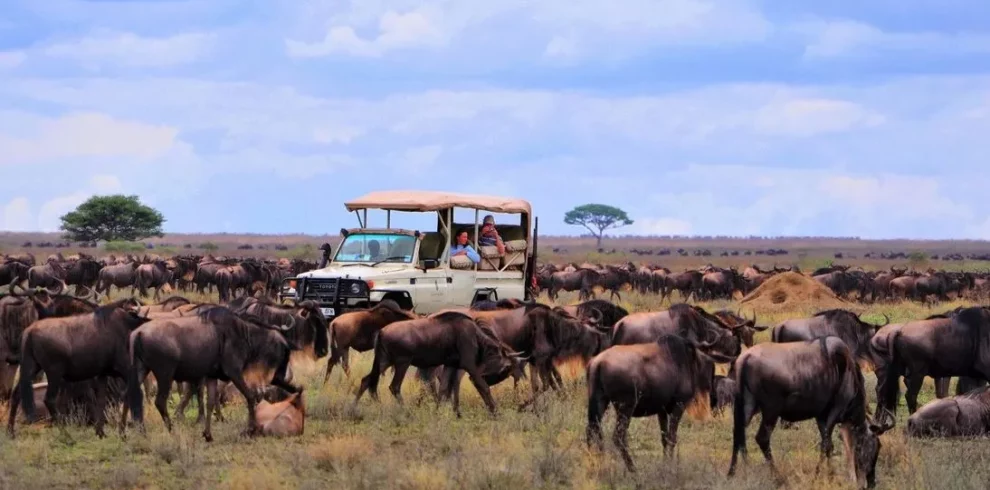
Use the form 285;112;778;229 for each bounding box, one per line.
799;19;990;59
397;145;443;174
545;35;579;59
0;51;26;69
42;30;216;68
752;98;886;136
286;9;446;58
1;197;34;232
0;112;178;165
89;174;123;193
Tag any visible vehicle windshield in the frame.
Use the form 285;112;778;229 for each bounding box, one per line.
332;233;417;263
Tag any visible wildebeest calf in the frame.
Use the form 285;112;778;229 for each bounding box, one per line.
906;385;990;438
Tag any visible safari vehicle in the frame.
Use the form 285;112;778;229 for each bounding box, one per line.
279;190;538;321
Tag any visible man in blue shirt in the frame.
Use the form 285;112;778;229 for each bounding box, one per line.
451;230;480;263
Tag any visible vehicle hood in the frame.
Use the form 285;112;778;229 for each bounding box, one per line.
297;264;411;279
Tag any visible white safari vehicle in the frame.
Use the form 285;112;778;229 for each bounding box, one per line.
279;190;538;321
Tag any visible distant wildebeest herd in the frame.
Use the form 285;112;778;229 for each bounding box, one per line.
534;262;990;305
3;252;990;489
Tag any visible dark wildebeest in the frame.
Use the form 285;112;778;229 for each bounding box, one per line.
97;262;139;295
64;257;103;296
611;304;751;359
727;337;890;489
905;385;990;438
135;260;173;302
1;284;57;397
166;256;199;292
27;260;67;292
585;334;735;471
701;267;744;301
874;307;990;427
0;260;30;289
216;260;268;302
322;299;417;382
548;268;600;301
772;309;890;370
598;264;634;302
7;298;148;438
661;270;703;303
869;321;957;404
354;311;528;417
124;305;301;441
712;309;767;347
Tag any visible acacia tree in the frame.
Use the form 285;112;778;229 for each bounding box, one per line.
564;204;633;248
60;195;165;242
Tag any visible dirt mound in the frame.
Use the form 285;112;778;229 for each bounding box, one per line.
740;272;853;313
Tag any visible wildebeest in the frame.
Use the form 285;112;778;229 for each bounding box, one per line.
711;375;737;417
611;304;750;359
727;336;890;489
354;311;528;417
585;334;735;470
548;267;600;301
124;305;301;441
712;309;767;347
97;262;139;295
661;270;703;303
322;299;417;382
0;260;30;289
7;298;148;438
26;260;67;292
64;257;103;296
255;390;306;437
772;309;890;369
905;385;990;438
874;307;990;427
135;260;172;302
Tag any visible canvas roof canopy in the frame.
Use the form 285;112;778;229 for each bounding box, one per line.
344;190;532;216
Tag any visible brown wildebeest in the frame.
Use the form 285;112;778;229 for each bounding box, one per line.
548;268;600;301
772;309;890;370
323;299;416;382
7;298;148;438
64;257;103;296
354;311;528;417
661;270;703;303
585;334;735;471
711;374;736;417
27;260;67;292
124;305;300;442
727;336;890;489
97;262;139;295
135;260;172;302
712;309;767;347
255;390;306;437
869;320;966;403
0;260;30;288
611;304;749;359
874;307;990;427
905;385;990;438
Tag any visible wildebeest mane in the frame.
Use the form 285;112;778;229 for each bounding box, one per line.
577;300;628;328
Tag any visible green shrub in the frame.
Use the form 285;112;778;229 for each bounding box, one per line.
103;241;146;253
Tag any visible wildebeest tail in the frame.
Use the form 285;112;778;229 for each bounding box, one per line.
585;360;607;431
731;356;751;455
127;331;146;422
876;330;903;425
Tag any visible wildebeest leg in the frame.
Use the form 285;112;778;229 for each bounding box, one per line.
226;374;260;437
755;413;780;476
388;362;410;404
464;366;498;416
355;349;386;403
202;379;218;442
728;379;756;476
814;417;838;476
92;376;108;438
586;391;607;451
904;374;924;414
174;381;196;421
154;371;176;432
662;407;684;458
956;376;988;395
43;374;65;428
934;377;950;398
6;383;22;437
613;411;634;471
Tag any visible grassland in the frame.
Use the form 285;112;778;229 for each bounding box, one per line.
2;287;989;490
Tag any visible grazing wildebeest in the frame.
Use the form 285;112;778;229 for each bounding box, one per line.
27;260;67;292
124;305;300;441
354;311;528;417
611;304;750;359
322;299;416;382
874;307;990;427
727;336;890;489
585;334;735;471
772;309;890;369
135;260;172;302
661;270;703;303
7;298;148;438
905;385;990;438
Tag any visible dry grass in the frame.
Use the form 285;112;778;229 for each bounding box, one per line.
0;289;988;489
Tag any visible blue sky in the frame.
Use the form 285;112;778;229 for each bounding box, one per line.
1;0;989;239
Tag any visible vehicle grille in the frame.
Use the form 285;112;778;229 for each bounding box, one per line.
300;278;366;301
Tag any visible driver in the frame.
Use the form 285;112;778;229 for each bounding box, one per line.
368;240;383;261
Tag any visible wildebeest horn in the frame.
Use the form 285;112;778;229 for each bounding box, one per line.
78;285;98;301
586;307;603;325
505;350;526;357
48;281;65;295
277;324;294;331
9;279;28;296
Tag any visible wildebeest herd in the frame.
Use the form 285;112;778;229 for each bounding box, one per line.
3;252;990;489
535;262;990;305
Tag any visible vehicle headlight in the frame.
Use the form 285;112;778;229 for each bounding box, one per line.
350;282;363;295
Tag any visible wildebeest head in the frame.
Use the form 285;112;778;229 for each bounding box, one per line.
231;296;330;358
712;309;768;347
289;300;330;358
1;284;56;363
677;305;745;357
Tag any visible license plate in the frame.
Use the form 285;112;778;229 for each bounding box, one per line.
321;307;335;317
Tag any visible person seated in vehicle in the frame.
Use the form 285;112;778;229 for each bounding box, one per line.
451;230;480;264
367;240;383;261
479;215;505;255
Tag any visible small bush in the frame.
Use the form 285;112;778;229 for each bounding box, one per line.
198;242;219;252
104;241;147;253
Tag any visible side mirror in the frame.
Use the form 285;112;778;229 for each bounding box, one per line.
422;259;439;270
